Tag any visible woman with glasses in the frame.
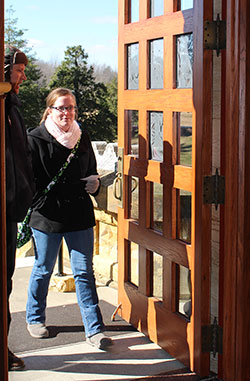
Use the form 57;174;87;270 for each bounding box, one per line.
25;87;113;350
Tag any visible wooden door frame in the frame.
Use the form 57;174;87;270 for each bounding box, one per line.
222;0;250;380
0;0;8;379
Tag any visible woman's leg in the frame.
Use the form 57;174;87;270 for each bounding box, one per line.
64;228;104;338
26;229;62;324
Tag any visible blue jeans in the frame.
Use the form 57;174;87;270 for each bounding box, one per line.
26;228;104;338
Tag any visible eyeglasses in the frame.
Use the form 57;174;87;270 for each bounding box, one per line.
50;105;77;113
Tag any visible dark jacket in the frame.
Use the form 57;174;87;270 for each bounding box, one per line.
5;92;35;222
28;123;100;233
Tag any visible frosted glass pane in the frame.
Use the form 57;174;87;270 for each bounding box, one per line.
127;110;139;156
178;265;191;319
127;43;139;89
153;252;163;300
177;190;191;244
176;34;193;88
150;0;164;17
149;112;163;161
178;112;192;167
129;241;139;286
149;39;164;89
153;182;163;232
130;176;139;220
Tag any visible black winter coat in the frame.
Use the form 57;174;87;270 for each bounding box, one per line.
27;123;99;233
5;92;35;222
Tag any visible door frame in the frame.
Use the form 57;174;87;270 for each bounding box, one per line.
0;0;8;379
222;0;250;380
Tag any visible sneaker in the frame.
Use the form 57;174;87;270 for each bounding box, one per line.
8;349;25;371
86;332;113;350
27;323;49;338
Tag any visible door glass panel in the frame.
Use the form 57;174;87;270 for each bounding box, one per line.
130;176;139;220
130;0;139;23
129;241;139;286
149;39;164;89
127;43;139;89
176;33;193;88
126;110;139;156
177;264;191;320
153;252;163;300
177;190;191;244
179;0;193;10
153;182;163;232
149;111;163;161
176;112;192;167
150;0;164;18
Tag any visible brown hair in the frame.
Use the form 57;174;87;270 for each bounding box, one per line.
40;87;77;124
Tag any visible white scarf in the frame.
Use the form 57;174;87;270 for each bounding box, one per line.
45;115;81;149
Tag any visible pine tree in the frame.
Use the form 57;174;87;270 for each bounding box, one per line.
4;6;48;130
49;46;117;141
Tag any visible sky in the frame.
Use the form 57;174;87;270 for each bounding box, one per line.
5;0;118;70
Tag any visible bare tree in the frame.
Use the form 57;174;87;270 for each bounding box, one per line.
93;64;117;84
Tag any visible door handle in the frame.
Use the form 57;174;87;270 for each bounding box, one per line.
113;174;138;201
113;172;122;201
112;147;124;206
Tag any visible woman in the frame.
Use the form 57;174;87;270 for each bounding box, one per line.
26;88;112;350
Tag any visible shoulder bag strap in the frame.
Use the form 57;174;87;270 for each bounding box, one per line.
32;135;81;209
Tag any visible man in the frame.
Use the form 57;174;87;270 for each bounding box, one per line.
4;45;35;371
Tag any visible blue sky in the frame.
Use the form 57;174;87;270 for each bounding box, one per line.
5;0;118;69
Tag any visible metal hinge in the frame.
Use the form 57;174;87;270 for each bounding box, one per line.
203;169;225;210
204;14;226;56
202;317;223;357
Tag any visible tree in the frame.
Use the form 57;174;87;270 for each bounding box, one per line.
36;59;59;86
4;6;48;130
4;8;117;137
19;63;49;129
5;5;29;52
49;45;117;141
106;77;117;119
93;64;117;84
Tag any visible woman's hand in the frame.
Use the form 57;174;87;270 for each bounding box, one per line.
81;175;100;194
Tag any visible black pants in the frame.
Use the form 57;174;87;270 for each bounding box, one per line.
6;218;17;332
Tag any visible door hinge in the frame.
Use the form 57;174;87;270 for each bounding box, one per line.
204;14;226;56
202;317;223;357
203;168;225;210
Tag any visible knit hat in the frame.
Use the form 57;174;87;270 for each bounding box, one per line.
4;45;28;80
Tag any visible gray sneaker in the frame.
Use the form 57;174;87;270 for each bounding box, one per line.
27;323;49;339
86;332;113;350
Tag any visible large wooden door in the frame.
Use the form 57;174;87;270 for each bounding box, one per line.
116;0;212;376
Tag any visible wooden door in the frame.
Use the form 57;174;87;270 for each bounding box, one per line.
116;0;212;376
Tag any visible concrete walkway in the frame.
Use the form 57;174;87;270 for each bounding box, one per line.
8;257;186;380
